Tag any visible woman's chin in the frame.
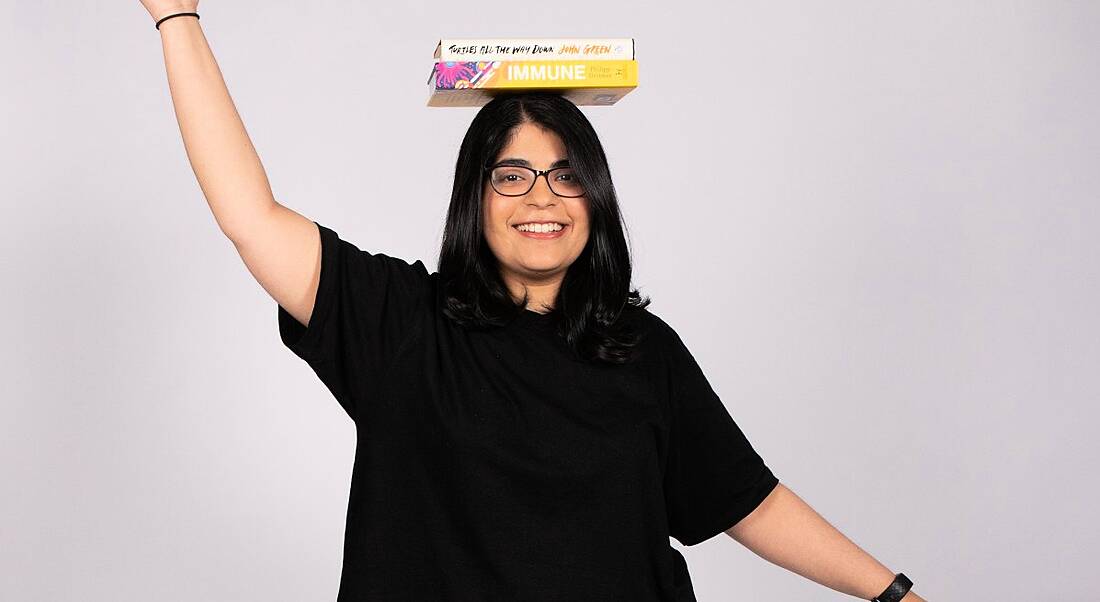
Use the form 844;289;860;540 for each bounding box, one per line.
515;258;569;276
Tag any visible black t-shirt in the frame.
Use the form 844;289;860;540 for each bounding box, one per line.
276;222;779;601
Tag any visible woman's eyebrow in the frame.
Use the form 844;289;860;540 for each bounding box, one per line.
495;157;571;168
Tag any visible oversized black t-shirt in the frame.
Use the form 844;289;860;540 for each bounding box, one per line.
276;222;780;601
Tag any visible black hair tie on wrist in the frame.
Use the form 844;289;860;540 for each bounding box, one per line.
155;12;200;30
872;573;913;602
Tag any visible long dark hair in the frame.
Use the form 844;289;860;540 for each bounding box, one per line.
437;92;650;365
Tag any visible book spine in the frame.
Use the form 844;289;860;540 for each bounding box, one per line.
438;38;634;61
432;60;638;90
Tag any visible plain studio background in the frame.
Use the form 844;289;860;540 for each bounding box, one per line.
2;1;1097;600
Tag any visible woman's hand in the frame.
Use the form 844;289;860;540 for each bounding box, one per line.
138;0;200;24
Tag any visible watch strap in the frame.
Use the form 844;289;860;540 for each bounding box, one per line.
872;572;913;602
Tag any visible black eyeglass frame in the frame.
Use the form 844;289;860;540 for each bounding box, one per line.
483;164;587;198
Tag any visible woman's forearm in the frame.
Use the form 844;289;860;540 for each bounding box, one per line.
725;484;927;601
157;16;276;239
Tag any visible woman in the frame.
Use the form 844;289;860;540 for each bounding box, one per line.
140;3;926;601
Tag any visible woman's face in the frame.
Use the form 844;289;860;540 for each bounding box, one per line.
482;122;591;294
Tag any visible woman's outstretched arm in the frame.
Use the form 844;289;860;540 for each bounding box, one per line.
141;1;328;327
143;1;275;237
725;483;928;601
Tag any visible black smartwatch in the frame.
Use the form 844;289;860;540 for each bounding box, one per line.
872;573;913;602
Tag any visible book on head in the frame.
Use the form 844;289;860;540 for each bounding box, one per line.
427;38;638;108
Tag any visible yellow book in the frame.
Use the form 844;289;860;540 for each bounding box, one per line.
427;60;638;107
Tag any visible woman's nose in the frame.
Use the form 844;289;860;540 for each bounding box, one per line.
527;174;557;205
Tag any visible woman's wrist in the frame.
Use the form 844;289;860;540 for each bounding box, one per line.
155;12;200;32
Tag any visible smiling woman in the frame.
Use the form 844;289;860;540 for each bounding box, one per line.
136;0;934;594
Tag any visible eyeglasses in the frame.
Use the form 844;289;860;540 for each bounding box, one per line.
485;164;586;198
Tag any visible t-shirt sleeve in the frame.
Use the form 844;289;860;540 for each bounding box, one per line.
658;318;780;547
276;221;432;421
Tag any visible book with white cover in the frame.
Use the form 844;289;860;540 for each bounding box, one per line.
434;38;634;62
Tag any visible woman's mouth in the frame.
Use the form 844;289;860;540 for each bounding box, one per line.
513;222;568;239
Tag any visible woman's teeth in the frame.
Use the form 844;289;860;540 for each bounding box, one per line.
515;223;564;233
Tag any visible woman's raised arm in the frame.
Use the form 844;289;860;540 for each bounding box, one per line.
141;2;325;327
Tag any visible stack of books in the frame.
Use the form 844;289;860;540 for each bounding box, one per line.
427;38;638;107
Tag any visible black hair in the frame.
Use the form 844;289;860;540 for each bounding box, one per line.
436;92;651;365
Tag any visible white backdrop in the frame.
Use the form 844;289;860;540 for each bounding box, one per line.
2;1;1097;600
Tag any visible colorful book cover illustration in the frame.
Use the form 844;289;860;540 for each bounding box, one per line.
434;38;634;61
